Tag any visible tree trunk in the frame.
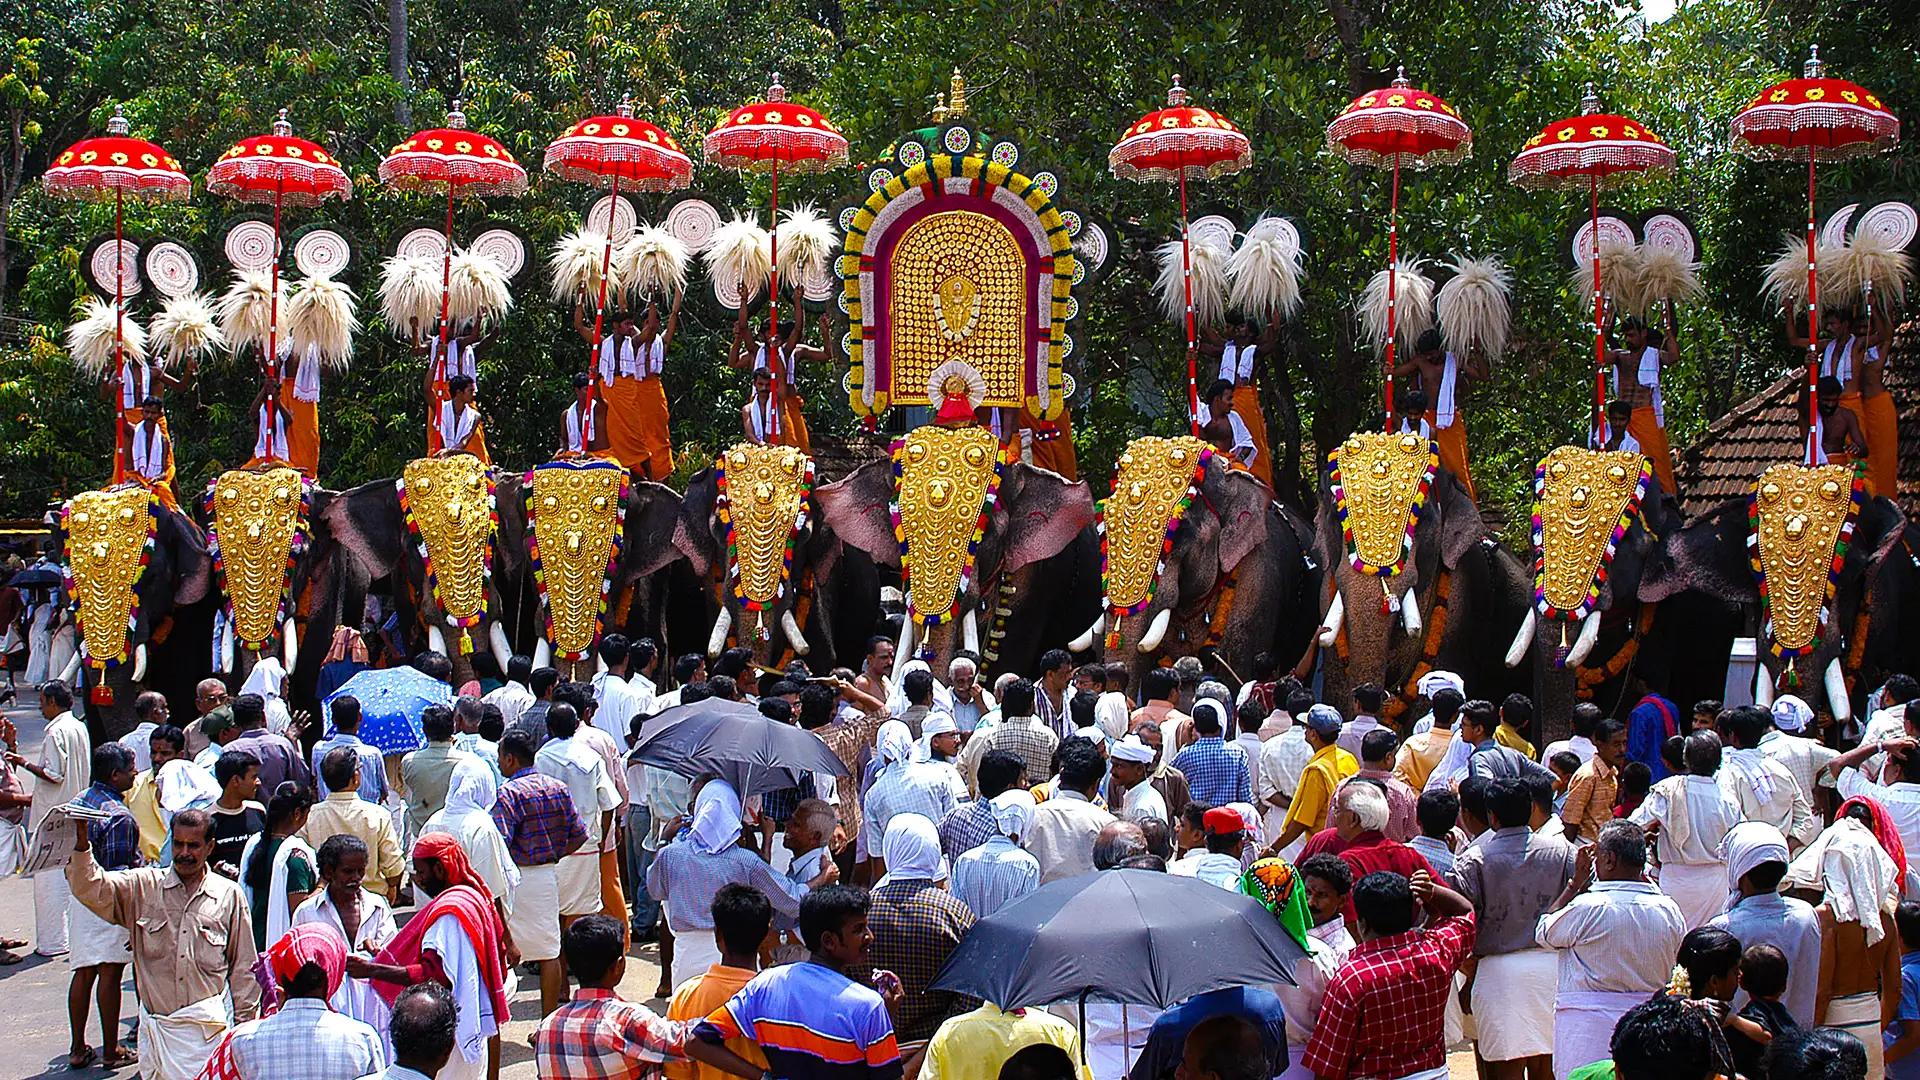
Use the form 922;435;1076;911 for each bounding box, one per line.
387;0;412;129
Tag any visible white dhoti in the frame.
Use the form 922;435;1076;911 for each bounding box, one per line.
556;850;601;916
1279;1044;1313;1079
1471;948;1558;1061
34;864;70;956
67;895;131;968
1553;990;1644;1080
1824;990;1884;1079
506;862;562;962
1656;861;1727;930
435;1039;490;1080
0;818;25;877
139;996;229;1080
671;924;722;990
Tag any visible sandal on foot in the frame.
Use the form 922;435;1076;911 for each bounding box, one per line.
103;1047;139;1069
68;1046;98;1069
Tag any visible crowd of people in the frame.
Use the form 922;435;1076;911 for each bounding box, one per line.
6;635;1920;1080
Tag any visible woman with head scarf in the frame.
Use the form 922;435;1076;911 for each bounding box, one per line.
425;757;519;906
240;657;295;736
951;789;1041;917
867;813;977;1045
202;923;385;1078
316;627;370;703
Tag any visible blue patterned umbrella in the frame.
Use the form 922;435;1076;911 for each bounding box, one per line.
323;666;450;755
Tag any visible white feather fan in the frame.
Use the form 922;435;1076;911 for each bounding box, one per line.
1634;246;1705;313
775;203;837;284
216;270;286;352
705;214;773;306
1837;230;1912;311
379;254;443;340
1569;238;1642;317
548;229;623;306
66;298;146;376
148;294;224;365
446;249;512;327
1227;218;1306;322
618;226;689;303
1435;255;1512;361
1358;258;1435;358
286;274;360;368
1761;234;1849;315
1156;235;1231;331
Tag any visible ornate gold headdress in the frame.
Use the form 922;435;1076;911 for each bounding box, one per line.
397;455;498;654
1748;462;1864;663
525;459;628;662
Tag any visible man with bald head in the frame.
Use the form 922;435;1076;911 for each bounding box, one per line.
1093;819;1147;870
185;678;231;758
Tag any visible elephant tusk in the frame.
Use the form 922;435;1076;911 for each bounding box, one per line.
1505;608;1538;669
1566;611;1603;668
132;642;148;684
218;618;235;675
1402;590;1422;638
533;638;552;670
782;609;811;656
1825;658;1852;725
1068;613;1106;654
428;625;448;658
283;618;300;676
893;615;917;681
1138;607;1173;654
1754;664;1776;710
488;622;512;666
962;607;981;657
61;647;84;685
707;608;732;659
1317;593;1345;649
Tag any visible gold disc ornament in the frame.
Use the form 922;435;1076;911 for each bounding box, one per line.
1749;462;1863;658
1101;436;1213;614
206;467;310;650
891;424;1006;626
1530;447;1650;620
62;486;158;670
526;460;627;662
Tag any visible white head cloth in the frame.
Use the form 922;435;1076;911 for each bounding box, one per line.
876;812;948;887
688;779;745;857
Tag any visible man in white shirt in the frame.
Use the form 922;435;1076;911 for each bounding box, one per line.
1824;729;1920;863
481;654;535;731
1187;807;1250;891
1542;703;1601;767
1760;695;1840;810
1629;731;1742;928
1110;735;1166;822
24;680;91;956
625;638;659;712
1258;689;1315;842
1337;684;1386;760
1024;741;1116;882
588;634;644;746
532;704;621;929
648;654;705;718
1720;705;1818;849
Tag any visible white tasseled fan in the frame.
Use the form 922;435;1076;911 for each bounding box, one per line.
215;270;286;353
1837;229;1912;312
548;229;623;306
1156;235;1231;331
618;226;690;304
704;214;773;307
148;294;224;366
1762;233;1849;315
66;298;146;376
1358;258;1435;358
378;254;443;340
775;203;837;285
1435;255;1511;362
1634;245;1704;314
286;274;360;368
446;249;512;327
1569;238;1643;316
1227;217;1306;322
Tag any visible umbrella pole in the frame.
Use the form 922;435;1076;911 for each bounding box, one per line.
432;186;455;450
769;157;782;440
269;182;284;452
588;174;620;378
1590;176;1604;446
1384;157;1400;431
113;186;127;465
1804;152;1819;466
1179;167;1197;436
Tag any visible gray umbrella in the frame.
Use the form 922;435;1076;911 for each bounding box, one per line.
632;697;848;798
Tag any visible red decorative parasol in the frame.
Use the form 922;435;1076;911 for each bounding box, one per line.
1327;68;1472;428
379;100;529;401
1510;85;1675;444
1110;76;1253;432
703;73;849;436
44;104;192;465
208;108;353;449
544;95;693;378
1731;46;1899;464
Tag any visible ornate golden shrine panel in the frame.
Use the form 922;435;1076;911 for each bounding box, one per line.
887;210;1028;408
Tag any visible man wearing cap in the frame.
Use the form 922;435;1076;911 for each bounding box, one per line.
1187;808;1251;891
1408;671;1464;736
1268;705;1358;857
1758;694;1839;813
1109;735;1166;823
922;712;962;767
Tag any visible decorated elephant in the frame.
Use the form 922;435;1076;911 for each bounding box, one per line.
676;444;882;671
816;424;1096;678
1311;430;1531;721
1665;464;1915;724
1063;436;1321;686
58;484;214;736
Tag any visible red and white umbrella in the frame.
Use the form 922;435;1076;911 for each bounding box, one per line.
379;100;529;386
704;74;849;434
544;95;693;375
1110;76;1252;432
44;104;192;461
1510;85;1675;443
1730;46;1899;464
1327;68;1472;428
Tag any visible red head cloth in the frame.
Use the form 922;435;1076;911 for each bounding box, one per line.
268;922;349;1001
411;830;490;899
372;833;512;1023
1839;795;1909;880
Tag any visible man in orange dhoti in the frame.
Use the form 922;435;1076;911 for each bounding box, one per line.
417;325;489;455
103;354;189;486
1202;320;1275;486
277;342;323;478
730;305;831;453
559;372;613;460
1608;314;1678;496
428;374;490;464
578;296;678;482
1854;309;1898;498
121;397;180;512
1813;375;1868;468
1396;329;1485;500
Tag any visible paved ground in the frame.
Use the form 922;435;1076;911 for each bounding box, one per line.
0;686;1478;1078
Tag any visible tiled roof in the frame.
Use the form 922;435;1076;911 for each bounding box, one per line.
1674;320;1919;522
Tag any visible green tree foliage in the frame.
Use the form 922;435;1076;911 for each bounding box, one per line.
0;0;1908;545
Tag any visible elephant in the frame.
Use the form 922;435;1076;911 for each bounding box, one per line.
816;450;1096;679
980;523;1103;681
1310;435;1532;722
585;478;702;673
1062;443;1322;688
676;457;882;672
1664;486;1915;725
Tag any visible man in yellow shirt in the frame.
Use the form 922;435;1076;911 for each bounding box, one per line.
1268;705;1358;855
924;1001;1093;1080
1494;693;1537;761
1561;717;1629;843
1395;687;1464;792
300;747;404;902
666;883;769;1080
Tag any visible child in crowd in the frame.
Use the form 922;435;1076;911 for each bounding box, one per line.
1728;944;1796;1079
1298;853;1355;954
1408;788;1459;888
1549;751;1581;814
1692;700;1722;732
1615;761;1653;818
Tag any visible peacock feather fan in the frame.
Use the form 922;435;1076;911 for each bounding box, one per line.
66;297;146;376
1227;218;1306;323
1436;255;1512;362
618;225;689;304
1358;258;1435;358
148;294;224;366
548;229;623;307
378;254;443;340
446;249;512;327
215;270;286;353
705;214;773;307
1156;234;1231;332
1837;230;1912;312
286;273;360;369
775;203;837;285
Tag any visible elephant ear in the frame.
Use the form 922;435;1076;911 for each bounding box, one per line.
1855;495;1909;573
1663;497;1758;604
1435;470;1486;570
998;464;1096;575
627;481;688;580
1213;464;1272;577
815;461;902;569
326;477;407;581
674;467;722;577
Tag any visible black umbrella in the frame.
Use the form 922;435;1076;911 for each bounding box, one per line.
6;568;62;589
930;869;1303;1012
632;697;849;798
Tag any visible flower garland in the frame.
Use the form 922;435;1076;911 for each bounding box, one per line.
523;460;628;663
396;466;498;655
890;437;1008;630
1747;462;1865;662
1576;603;1657;698
715;451;815;613
1530;455;1651;623
1327;438;1437;611
1097;446;1212;651
61;487;159;694
201;472;313;652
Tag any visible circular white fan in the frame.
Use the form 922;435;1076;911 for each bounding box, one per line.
1856;201;1919;252
1188;215;1236;252
1073;222;1110;274
224;220;278;273
586;194;637;244
802;262;835;303
395;227;449;262
1570;216;1636;265
143;241;199;298
1821;203;1859;248
468;228;527;279
88;239;142;298
1640;214;1697;263
1247;216;1303;259
664;199;723;254
292;228;352;278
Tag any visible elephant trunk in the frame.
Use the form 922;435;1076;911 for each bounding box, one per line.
782;608;811;657
707;607;732;659
1138;607;1173;654
1825;658;1852;725
1505;608;1537;669
1068;613;1105;654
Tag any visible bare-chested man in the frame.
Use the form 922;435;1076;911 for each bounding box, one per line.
1395;328;1488;499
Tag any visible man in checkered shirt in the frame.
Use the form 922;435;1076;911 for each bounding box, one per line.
956;680;1058;793
1170;699;1252;807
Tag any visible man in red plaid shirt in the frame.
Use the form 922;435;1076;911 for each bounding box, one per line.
534;915;768;1080
1302;868;1476;1080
